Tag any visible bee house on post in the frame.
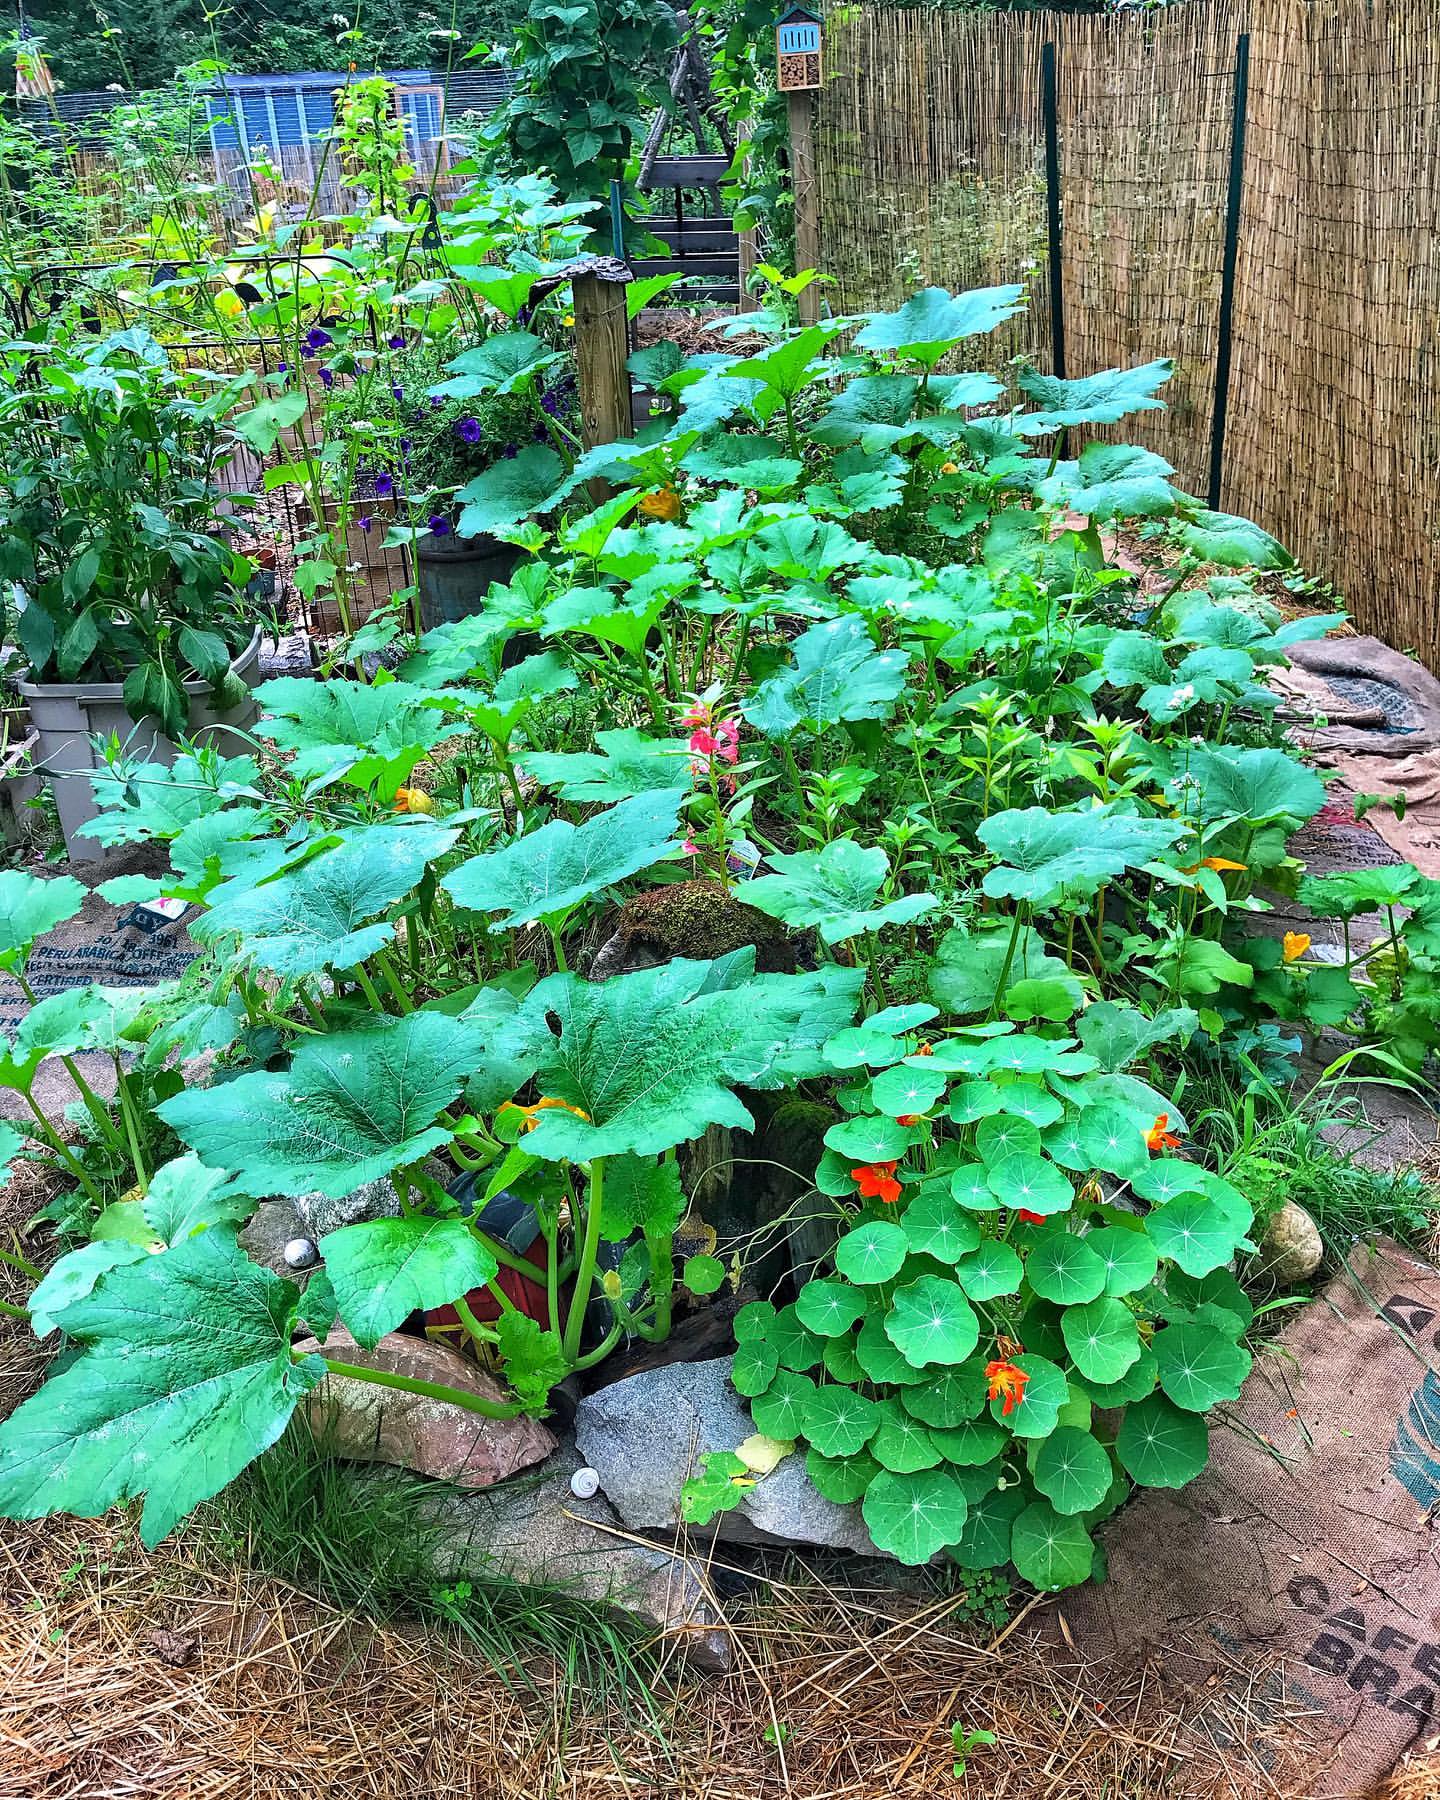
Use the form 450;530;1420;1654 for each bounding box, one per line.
775;5;824;90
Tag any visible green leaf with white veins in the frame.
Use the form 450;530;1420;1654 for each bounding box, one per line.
744;616;910;739
1025;1232;1107;1304
862;1467;968;1564
193;820;456;977
1083;1227;1159;1297
158;1011;485;1198
1013;359;1172;435
979;805;1185;909
320;1217;500;1349
1116;1394;1210;1487
835;1219;911;1284
0;872;84;971
871;1060;948;1117
856;285;1026;364
1038;442;1178;520
1010;1500;1094;1589
795;1278;868;1337
952;1241;1023;1301
455;445;568;537
901;1189;981;1265
494;953;864;1160
885;1275;979;1368
254;678;466;796
1060;1296;1142;1383
0;1229;325;1546
1180;746;1325;832
1154;1322;1251;1411
743;839;936;946
1032;1427;1114;1515
801;1384;880;1458
142;1154;252;1246
520;728;687;802
1145;1194;1248;1276
27;1241;150;1338
443;789;687;928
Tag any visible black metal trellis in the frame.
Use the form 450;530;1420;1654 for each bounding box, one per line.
1208;32;1251;511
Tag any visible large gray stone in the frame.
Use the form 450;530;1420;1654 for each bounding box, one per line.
574;1356;875;1555
422;1437;733;1669
291;1174;401;1238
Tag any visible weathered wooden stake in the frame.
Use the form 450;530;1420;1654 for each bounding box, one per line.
569;255;633;495
787;89;821;326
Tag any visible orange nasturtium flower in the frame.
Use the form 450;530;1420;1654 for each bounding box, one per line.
851;1161;903;1205
498;1096;592;1134
1145;1113;1183;1154
896;1112;924;1128
911;1042;934;1057
638;485;682;522
1283;931;1312;963
394;786;435;814
1181;855;1247;875
986;1359;1029;1417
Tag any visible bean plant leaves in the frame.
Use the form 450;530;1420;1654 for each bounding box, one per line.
744;616;911;738
443;789;688;927
495;953;865;1159
159;1011;485;1197
0;1230;325;1546
320;1217;500;1349
193;821;456;976
742;839;936;945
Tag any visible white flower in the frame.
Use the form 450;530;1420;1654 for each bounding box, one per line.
1167;683;1196;708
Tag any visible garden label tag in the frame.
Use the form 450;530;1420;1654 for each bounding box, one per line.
1055;1239;1440;1797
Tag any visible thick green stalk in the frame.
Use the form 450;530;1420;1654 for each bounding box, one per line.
562;1157;607;1362
0;1298;29;1322
319;1356;523;1419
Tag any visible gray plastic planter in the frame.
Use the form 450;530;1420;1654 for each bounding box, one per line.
17;628;263;862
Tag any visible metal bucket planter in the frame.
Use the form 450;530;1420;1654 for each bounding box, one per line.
17;628;264;863
416;530;523;634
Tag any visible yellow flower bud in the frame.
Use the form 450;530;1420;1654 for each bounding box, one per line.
394;787;435;815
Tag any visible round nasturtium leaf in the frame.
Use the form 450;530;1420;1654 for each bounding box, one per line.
824;1113;915;1163
869;1396;943;1472
1116;1393;1210;1487
683;1253;726;1296
1031;1426;1115;1516
807;1445;880;1504
884;1275;980;1369
993;1081;1064;1127
986;1152;1073;1217
1043;1113;1090;1171
901;1189;981;1265
770;1304;825;1371
976;1115;1043;1163
899;1362;989;1427
1085;1226;1159;1297
801;1383;881;1458
1145;1194;1242;1277
855;1312;927;1386
1025;1232;1107;1304
947;1079;1004;1124
733;1300;776;1343
862;1467;968;1564
1131;1157;1208;1205
816;1148;861;1196
950;1162;1002;1211
750;1368;816;1439
1060;1295;1143;1384
1076;1104;1149;1178
953;1241;1024;1301
1010;1499;1095;1590
949;1484;1026;1570
795;1278;869;1338
730;1337;780;1397
991;1353;1069;1438
1079;1345;1158;1407
835;1218;910;1284
823;1331;867;1384
928;1416;1008;1467
1153;1321;1251;1411
870;1061;948;1118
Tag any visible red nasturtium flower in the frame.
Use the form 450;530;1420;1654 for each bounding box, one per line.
896;1112;924;1127
986;1359;1029;1417
1015;1208;1046;1225
1145;1112;1183;1154
851;1161;903;1205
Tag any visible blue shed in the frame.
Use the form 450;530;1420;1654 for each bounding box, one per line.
205;71;444;156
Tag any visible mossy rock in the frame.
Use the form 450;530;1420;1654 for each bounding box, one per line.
588;879;797;981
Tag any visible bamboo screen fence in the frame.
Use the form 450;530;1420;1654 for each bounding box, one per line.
817;0;1440;665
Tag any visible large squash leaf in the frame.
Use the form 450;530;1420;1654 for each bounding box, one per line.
519;728;689;802
978;805;1185;908
741;839;936;944
320;1216;499;1349
158;1010;485;1196
0;872;85;972
855;285;1026;364
0;1230;325;1546
86;751;263;847
744;616;910;739
494;951;865;1159
1013;360;1172;435
254;678;467;797
442;788;687;928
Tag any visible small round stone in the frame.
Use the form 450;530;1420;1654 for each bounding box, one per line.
283;1237;320;1271
570;1467;601;1499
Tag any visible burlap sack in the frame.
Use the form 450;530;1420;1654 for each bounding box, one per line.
1058;1239;1440;1797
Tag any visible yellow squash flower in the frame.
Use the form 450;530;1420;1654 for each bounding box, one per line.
394;787;435;815
1283;931;1311;963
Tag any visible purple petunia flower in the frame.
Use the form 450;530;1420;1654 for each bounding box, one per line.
428;514;452;536
373;472;394;498
387;333;405;349
318;367;334;390
303;326;333;354
276;361;289;376
392;384;404;403
358;514;372;533
429;394;444;409
399;438;411;454
455;415;482;444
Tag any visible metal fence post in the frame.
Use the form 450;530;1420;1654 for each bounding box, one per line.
1041;41;1066;381
1208;31;1251;510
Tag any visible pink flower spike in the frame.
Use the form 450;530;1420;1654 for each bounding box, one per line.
681;703;710;729
682;836;700;855
689;728;720;757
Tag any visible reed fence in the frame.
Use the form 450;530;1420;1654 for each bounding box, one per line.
817;0;1440;665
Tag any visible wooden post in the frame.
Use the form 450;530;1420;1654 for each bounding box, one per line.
787;89;820;325
569;255;633;496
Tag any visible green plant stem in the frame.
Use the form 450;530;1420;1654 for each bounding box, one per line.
562;1157;606;1362
0;1298;29;1321
372;948;416;1013
22;1094;103;1206
113;1068;150;1187
319;1356;524;1419
352;964;389;1015
988;907;1027;1019
453;1294;499;1346
0;1246;42;1281
864;930;890;1009
572;1319;625;1369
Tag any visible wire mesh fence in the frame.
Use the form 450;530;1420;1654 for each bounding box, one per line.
816;0;1440;666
